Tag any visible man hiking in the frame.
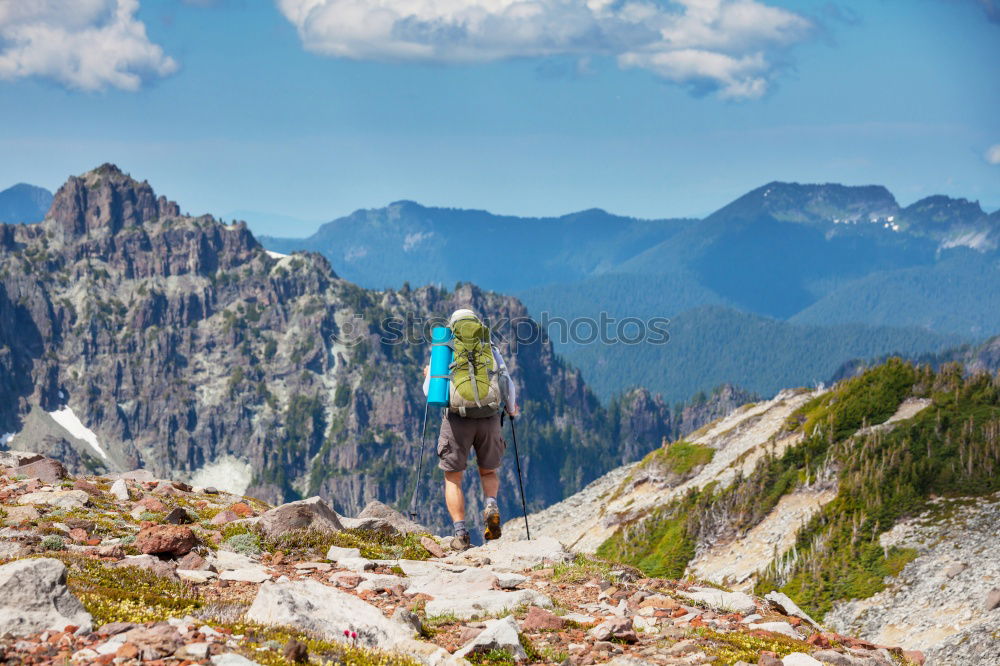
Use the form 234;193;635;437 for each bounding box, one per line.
423;308;519;551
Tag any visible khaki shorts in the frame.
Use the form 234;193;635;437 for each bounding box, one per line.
437;412;507;472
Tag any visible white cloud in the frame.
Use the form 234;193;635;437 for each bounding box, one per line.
275;0;812;99
986;144;1000;165
0;0;176;91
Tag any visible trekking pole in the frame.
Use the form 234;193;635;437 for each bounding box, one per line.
408;401;431;521
509;416;531;540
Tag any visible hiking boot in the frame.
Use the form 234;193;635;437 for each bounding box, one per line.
483;503;502;541
450;530;471;551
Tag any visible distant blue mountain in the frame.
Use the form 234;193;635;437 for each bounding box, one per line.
254;183;1000;401
0;183;52;223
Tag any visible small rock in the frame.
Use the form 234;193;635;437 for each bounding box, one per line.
212;654;263;665
179;642;212;659
902;650;926;665
98;622;138;635
420;536;445;558
351;500;428;535
13;458;66;484
115;555;179;581
589;616;637;643
203;486;220;494
177;569;218;584
810;651;855;666
749;621;801;640
221;568;271;583
259;496;343;538
665;640;699;656
392;607;423;634
455;615;527;662
331;572;362;588
230;502;254;517
134;496;167;512
152;481;184;496
211;510;240;526
176;551;212;571
943;562;967;579
758;652;782;666
764;591;819;627
18;489;89;510
109;479;130;501
0;450;44;468
985;588;1000;611
782;654;822;666
326;545;361;562
496;572;528;590
135;525;198;556
283;638;308;663
163;507;194;525
97;544;124;558
521;606;565;632
680;586;757;615
73;479;101;495
3;505;40;525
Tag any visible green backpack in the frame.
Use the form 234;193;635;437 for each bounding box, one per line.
448;316;503;418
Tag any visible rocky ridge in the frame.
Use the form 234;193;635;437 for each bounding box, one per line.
0;450;925;666
511;360;1000;664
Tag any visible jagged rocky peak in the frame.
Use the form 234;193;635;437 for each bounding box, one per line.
48;163;180;237
712;181;901;225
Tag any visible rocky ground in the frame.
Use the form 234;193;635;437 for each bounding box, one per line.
826;493;1000;666
0;449;925;666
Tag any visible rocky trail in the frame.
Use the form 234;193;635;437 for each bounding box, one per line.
0;450;927;666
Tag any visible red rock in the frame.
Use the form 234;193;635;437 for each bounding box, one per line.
14;458;67;484
758;651;782;666
68;528;89;542
152;482;183;496
787;616;802;627
73;479;101;495
135;525;198;556
671;607;687;618
134;496;167;512
229;502;253;517
116;643;139;659
86;538;102;546
806;633;831;648
903;650;926;665
176;551;211;571
521;606;566;632
420;536;445;558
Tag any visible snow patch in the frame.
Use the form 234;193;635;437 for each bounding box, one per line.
403;231;432;252
190;455;253;495
941;229;995;252
265;250;289;259
48;406;108;460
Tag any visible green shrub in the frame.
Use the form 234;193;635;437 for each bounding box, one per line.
224;532;262;556
40;535;66;551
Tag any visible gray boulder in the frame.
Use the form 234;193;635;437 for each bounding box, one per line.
454;615;526;662
764;591;820;627
0;558;92;635
18;489;89;510
246;578;414;648
346;501;428;535
258;496;343;539
678;586;757;615
463;537;572;570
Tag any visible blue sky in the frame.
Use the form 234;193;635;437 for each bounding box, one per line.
0;0;998;237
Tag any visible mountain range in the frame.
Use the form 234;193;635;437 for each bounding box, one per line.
0;164;747;534
262;183;998;402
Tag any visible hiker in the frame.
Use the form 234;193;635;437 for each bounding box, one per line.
423;308;519;550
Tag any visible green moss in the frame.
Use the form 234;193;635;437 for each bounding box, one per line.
694;627;813;664
641;440;715;476
550;553;614;584
59;554;203;625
